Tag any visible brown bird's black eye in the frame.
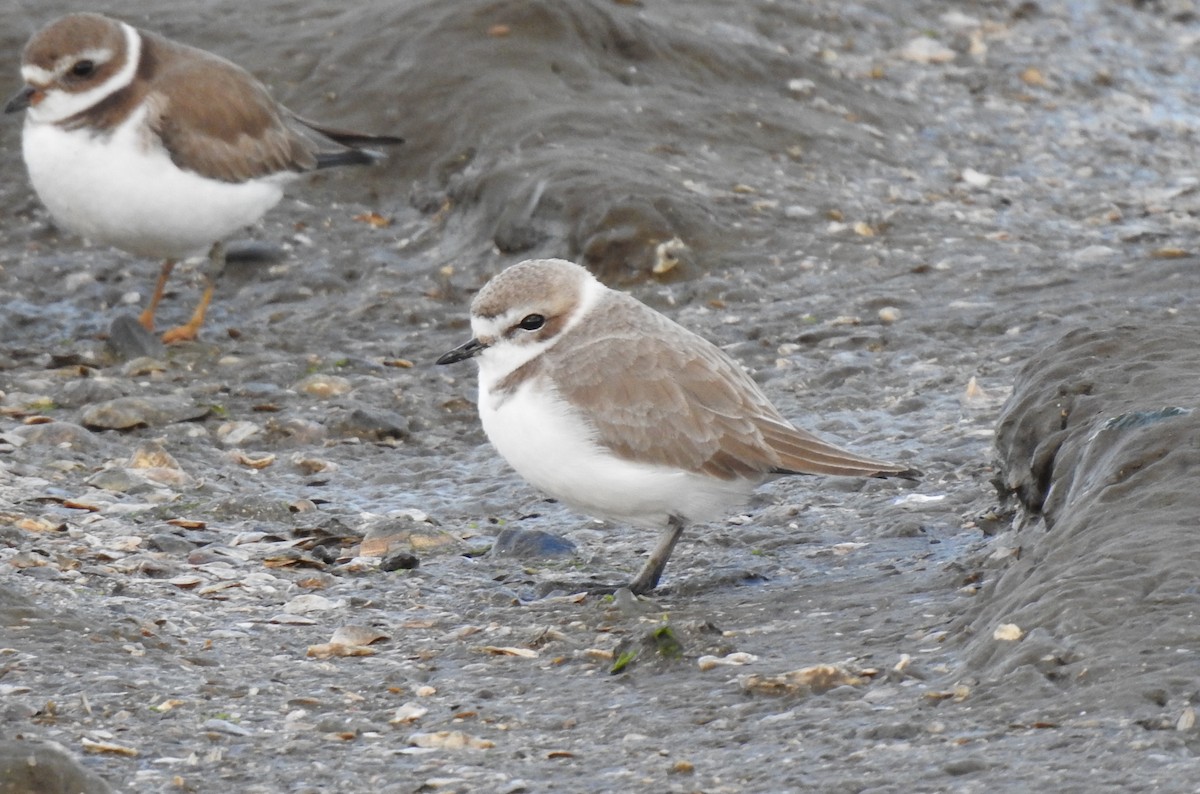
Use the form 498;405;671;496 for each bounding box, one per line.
518;314;545;331
71;60;95;77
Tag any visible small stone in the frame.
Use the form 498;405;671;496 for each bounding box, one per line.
784;205;817;219
11;421;98;451
490;528;577;559
56;377;127;408
993;623;1024;641
128;440;182;470
294;374;352;398
944;757;989;776
79;395;208;430
335;407;410;440
390;702;429;725
1072;245;1118;264
899;36;956;64
149;533;197;555
86;468;154;494
284;594;342;614
381;551;420;571
203;719;252;737
960;168;993;188
409;731;494;750
216;421;261;447
786;78;816;95
105;314;165;362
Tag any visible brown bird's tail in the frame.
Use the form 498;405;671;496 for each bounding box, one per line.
763;423;920;480
292;114;404;169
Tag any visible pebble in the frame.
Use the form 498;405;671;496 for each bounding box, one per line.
1071;245;1119;265
11;421;98;450
294;374;353;398
283;594;343;614
381;551;421;571
960;168;993;188
86;469;156;494
149;534;197;555
784;204;817;219
79;395;209;430
0;739;113;794
203;719;253;737
335;406;411;440
104;315;165;362
899;36;956;64
56;377;128;408
216;421;262;447
490;528;577;559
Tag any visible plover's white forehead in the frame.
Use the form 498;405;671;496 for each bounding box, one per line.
470;258;597;320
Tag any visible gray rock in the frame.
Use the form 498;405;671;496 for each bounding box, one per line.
79;394;209;430
0;739;112;794
104;314;165;362
335;406;411;441
148;533;198;555
491;528;577;559
11;422;98;451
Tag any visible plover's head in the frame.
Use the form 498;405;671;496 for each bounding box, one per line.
5;13;138;124
436;258;603;375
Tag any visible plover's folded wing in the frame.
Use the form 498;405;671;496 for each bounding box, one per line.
146;34;317;182
552;291;918;481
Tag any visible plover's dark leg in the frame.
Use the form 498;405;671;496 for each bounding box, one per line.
628;516;686;595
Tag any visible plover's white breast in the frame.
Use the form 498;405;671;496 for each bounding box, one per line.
477;368;756;529
22;104;290;260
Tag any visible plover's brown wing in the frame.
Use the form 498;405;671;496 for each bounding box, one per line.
143;33;317;182
551;292;917;481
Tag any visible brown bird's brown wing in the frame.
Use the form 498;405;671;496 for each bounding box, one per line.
143;33;317;183
549;292;915;481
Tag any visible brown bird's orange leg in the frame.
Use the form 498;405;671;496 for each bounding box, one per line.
161;242;225;344
138;259;176;332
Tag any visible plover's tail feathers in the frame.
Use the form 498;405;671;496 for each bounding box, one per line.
292;114;404;169
763;423;921;480
314;148;387;168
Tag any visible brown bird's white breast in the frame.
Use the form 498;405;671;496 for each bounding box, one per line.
17;18;297;259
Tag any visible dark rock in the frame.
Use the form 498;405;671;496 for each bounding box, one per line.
491;528;577;559
55;376;128;408
334;406;411;441
11;421;99;451
0;739;113;794
381;551;420;571
104;314;165;362
148;533;198;555
79;394;209;430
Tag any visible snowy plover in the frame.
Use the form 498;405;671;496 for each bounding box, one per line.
438;258;919;594
5;13;402;342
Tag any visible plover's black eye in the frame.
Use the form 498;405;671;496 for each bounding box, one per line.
70;60;95;78
518;314;545;331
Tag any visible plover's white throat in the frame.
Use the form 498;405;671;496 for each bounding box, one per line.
4;12;402;343
437;258;919;595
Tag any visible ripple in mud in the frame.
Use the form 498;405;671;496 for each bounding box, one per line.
959;323;1200;716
